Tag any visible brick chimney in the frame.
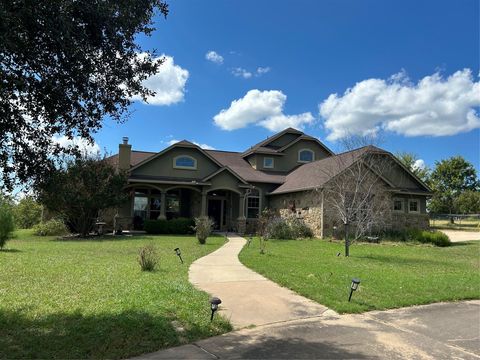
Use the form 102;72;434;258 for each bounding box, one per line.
118;137;131;171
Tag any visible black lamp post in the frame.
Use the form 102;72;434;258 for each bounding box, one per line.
348;278;361;302
247;235;252;247
174;247;183;264
210;297;222;321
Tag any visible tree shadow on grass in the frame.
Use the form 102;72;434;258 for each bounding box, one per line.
0;309;217;359
0;248;22;253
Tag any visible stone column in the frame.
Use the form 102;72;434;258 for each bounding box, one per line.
159;191;166;220
201;190;207;217
237;192;246;235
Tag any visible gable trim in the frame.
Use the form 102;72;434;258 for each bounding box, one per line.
129;141;224;172
277;136;334;156
202;166;249;184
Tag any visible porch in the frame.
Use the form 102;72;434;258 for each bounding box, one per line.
120;184;261;234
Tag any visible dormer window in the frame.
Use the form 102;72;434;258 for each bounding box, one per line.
298;149;315;163
263;157;274;169
173;155;197;170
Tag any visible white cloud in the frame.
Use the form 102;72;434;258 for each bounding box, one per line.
232;67;252;79
413;159;426;171
132;55;189;106
232;66;271;79
319;69;480;141
53;135;101;155
205;50;224;64
256;67;271;75
213;89;315;131
167;139;215;150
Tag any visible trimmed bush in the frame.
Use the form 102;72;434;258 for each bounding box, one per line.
193;216;214;245
385;229;451;247
264;215;313;240
144;218;195;235
33;219;69;236
0;202;15;249
138;244;158;271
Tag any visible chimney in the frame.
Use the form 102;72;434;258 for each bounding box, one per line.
118;137;131;171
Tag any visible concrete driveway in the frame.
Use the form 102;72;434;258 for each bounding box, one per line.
438;229;480;242
136;300;480;360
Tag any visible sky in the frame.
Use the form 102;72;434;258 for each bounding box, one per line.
92;0;479;171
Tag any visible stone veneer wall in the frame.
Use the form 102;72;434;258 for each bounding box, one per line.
269;190;430;238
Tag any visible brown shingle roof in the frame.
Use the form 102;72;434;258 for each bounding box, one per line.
269;146;384;194
205;150;286;184
107;151;156;167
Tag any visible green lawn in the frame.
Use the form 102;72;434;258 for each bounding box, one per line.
239;238;480;314
0;230;231;359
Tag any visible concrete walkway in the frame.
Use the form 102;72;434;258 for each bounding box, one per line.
188;234;330;329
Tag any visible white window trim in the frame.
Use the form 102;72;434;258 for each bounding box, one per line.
173;155;197;170
298;148;315;163
393;198;404;213
263;157;274;169
408;199;420;214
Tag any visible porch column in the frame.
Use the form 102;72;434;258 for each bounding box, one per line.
237;192;247;235
238;192;246;219
200;190;207;217
159;191;166;220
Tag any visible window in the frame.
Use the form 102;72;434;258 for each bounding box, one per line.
393;198;404;212
133;188;162;221
263;157;274;169
173;155;197;169
298;149;314;163
166;191;180;219
246;189;260;219
408;199;420;213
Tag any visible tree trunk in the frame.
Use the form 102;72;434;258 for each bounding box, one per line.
345;222;350;257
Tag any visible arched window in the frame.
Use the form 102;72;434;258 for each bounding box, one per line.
173;155;197;170
298;149;315;163
246;189;260;219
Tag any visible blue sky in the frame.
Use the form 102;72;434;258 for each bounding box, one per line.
95;0;479;171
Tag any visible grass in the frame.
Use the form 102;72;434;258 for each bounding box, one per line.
239;238;480;314
430;218;480;232
0;229;231;359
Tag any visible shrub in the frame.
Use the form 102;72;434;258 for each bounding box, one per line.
384;229;451;247
0;202;15;249
13;197;42;229
33;219;69;236
193;216;214;244
144;218;195;234
138;244;158;271
264;215;313;240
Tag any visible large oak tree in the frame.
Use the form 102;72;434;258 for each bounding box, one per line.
0;0;168;191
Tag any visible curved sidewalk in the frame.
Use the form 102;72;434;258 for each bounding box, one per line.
189;234;330;329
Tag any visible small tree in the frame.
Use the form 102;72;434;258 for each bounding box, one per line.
193;216;214;244
395;152;430;183
37;154;128;237
13;196;43;229
0;199;15;249
314;136;393;256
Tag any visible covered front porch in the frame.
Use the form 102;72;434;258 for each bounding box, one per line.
119;182;260;234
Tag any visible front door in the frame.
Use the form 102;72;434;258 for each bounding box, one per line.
208;199;222;230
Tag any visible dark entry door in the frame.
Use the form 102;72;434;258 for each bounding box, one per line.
208;199;222;230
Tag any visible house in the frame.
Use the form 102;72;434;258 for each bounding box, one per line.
108;128;431;236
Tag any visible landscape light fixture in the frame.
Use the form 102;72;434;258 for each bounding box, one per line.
210;297;222;321
174;247;183;264
247;235;252;247
348;278;361;302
